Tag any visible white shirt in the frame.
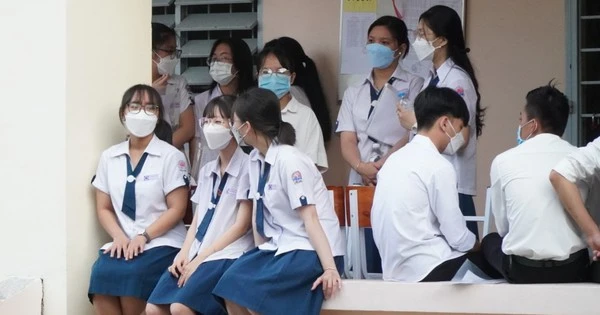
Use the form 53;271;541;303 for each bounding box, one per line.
92;135;188;251
248;144;344;257
371;135;475;282
424;59;478;195
490;134;586;260
192;87;221;175
188;147;254;262
281;96;328;171
336;64;424;185
160;75;194;131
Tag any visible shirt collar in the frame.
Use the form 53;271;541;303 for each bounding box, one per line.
431;58;456;81
249;141;280;166
110;135;163;157
519;133;562;147
210;146;246;178
365;63;409;86
281;96;299;114
412;134;441;153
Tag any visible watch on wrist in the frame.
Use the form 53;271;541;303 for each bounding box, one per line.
139;230;151;243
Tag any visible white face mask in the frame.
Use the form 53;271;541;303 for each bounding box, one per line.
125;111;158;138
209;61;236;86
411;37;437;62
231;122;248;145
154;52;179;76
443;121;465;155
203;123;233;150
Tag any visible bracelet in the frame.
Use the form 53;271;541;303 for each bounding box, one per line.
142;230;151;243
324;267;337;272
354;161;361;170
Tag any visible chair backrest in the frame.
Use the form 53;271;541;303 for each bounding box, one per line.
345;186;375;228
327;186;346;226
463;187;492;236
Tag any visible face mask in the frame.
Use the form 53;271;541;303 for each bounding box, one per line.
258;74;290;99
411;37;437;62
125;111;158;138
516;120;535;145
231;122;248;145
443;120;465;155
203;123;233;150
209;61;236;86
366;43;398;69
154;52;179;76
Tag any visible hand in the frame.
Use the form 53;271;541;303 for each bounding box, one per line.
103;235;130;259
168;252;190;278
152;74;170;94
587;233;600;261
357;162;379;182
311;268;342;300
396;106;417;130
125;235;147;261
177;256;202;287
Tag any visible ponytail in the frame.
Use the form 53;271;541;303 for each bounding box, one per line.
277;122;296;146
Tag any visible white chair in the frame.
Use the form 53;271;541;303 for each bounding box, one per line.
464;187;493;236
345;186;380;280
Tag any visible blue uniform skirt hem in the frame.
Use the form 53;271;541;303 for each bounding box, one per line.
213;248;344;315
148;258;235;315
88;246;179;303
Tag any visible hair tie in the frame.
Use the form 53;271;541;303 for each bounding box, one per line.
464;47;471;53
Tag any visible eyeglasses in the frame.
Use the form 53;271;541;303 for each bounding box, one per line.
156;48;182;59
206;56;233;66
259;67;291;78
127;103;159;115
200;117;231;128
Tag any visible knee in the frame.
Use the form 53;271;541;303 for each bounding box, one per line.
145;303;163;315
170;302;191;315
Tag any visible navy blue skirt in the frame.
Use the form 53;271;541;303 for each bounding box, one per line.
88;246;178;302
213;249;344;315
148;258;235;315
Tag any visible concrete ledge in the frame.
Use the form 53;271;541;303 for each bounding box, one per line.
321;280;599;315
0;278;43;315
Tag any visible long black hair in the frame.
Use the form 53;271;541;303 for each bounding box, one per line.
233;88;296;146
367;16;410;58
261;38;332;142
420;5;485;137
151;22;177;51
208;38;255;94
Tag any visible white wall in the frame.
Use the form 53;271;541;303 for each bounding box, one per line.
0;1;150;314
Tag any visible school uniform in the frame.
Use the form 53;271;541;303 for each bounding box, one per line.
423;59;479;237
192;86;222;175
213;144;345;315
281;96;328;171
371;135;476;282
482;134;589;283
336;64;424;273
161;75;194;132
88;135;189;301
148;147;253;314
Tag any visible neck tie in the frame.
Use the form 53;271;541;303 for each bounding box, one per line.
122;153;149;220
195;172;230;242
428;75;440;87
256;161;271;237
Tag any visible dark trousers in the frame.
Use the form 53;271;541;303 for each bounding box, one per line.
459;193;479;239
421;250;502;282
481;232;591;283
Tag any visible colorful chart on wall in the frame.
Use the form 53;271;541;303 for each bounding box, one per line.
338;0;465;100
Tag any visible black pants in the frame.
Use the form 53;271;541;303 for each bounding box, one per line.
481;232;590;283
421;250;502;282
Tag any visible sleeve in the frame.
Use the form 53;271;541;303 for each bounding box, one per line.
446;78;477;127
236;167;252;201
429;164;476;252
407;76;425;104
178;77;194;112
280;155;318;210
335;87;357;133
190;165;207;205
553;138;600;184
490;157;509;236
304;110;329;170
162;150;190;195
92;151;109;194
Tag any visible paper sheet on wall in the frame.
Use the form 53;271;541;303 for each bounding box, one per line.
340;12;377;74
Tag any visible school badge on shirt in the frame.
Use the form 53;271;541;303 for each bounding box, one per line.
291;171;303;184
454;86;465;96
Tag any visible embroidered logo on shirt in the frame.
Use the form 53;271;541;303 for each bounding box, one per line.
267;184;277;190
178;160;187;171
454;86;465;96
291;171;303;184
227;187;237;195
143;174;159;181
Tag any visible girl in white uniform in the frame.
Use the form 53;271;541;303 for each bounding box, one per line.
151;23;196;160
88;85;189;315
398;5;485;238
257;40;329;171
213;88;344;315
146;95;254;315
192;38;255;176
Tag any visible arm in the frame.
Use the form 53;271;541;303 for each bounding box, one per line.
146;186;188;240
96;189;130;258
252;199;268;246
173;106;195;149
490;158;509;236
340;131;378;185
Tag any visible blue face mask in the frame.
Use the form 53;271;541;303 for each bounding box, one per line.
258;74;291;99
366;43;398;69
516;119;534;145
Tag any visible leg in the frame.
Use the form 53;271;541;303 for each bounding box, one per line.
224;299;252;315
363;228;382;274
120;296;147;315
479;232;508;279
93;295;122;315
170;303;196;315
421;255;467;282
458;193;480;239
145;303;170;315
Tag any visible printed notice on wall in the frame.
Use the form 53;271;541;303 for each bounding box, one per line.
340;0;377;74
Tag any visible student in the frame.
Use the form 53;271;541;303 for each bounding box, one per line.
146;95;254;315
88;85;189;315
213;88;344;315
151;23;196;160
482;83;590;283
397;5;485;238
275;36;333;143
258;40;328;171
192;38;255;176
336;15;423;275
155;119;173;145
372;87;497;282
